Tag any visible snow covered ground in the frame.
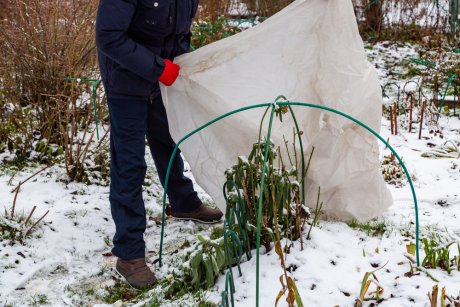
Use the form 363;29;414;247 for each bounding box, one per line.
1;42;460;307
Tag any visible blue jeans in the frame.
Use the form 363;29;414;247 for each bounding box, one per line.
108;95;201;260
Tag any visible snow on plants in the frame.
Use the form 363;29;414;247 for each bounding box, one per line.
1;43;460;306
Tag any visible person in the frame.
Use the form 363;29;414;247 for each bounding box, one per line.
95;0;223;289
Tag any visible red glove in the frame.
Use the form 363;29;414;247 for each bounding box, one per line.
158;59;180;86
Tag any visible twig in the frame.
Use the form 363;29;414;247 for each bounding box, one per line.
11;184;21;218
7;169;19;186
11;162;55;194
23;206;37;225
283;135;293;166
24;210;49;238
78;131;95;166
404;252;416;264
95;126;110;149
300;148;316;248
303;147;315;178
306;187;322;240
10;162;56;218
292;128;298;179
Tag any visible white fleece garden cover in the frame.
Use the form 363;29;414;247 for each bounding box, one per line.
161;0;393;222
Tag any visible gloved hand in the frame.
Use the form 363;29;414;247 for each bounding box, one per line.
158;59;180;86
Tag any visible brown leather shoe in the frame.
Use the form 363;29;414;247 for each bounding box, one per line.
115;258;157;290
172;204;223;224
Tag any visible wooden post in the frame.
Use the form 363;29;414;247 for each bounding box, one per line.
419;100;425;140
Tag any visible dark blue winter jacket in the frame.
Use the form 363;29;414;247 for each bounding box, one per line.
96;0;199;99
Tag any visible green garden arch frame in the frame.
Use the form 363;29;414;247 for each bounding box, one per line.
158;101;420;306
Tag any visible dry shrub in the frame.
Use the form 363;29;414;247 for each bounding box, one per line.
361;0;385;34
240;0;293;17
197;0;293;18
0;0;13;19
0;0;98;147
197;0;230;19
0;0;102;176
352;0;454;42
197;0;454;44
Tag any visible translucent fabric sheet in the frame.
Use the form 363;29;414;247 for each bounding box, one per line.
161;0;392;222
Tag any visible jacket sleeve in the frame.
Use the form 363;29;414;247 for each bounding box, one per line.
96;0;165;83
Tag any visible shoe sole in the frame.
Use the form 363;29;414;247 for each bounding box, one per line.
172;216;223;225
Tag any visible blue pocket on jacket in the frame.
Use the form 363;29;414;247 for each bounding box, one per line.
109;66;154;98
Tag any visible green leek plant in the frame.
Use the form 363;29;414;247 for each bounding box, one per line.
223;105;319;306
421;237;460;274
